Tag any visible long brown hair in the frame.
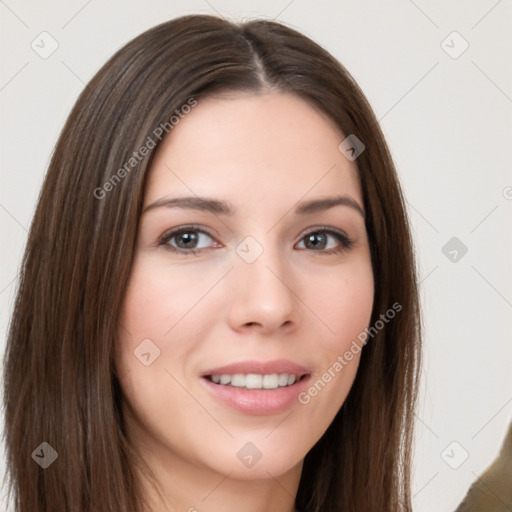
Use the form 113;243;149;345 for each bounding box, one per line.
2;14;421;512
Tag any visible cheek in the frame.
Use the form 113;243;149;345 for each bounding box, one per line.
114;262;215;459
311;258;374;352
296;258;373;428
115;260;202;401
118;258;222;342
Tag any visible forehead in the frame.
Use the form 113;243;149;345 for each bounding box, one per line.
145;91;362;208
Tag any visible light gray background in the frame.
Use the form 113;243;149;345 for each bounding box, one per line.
1;1;511;511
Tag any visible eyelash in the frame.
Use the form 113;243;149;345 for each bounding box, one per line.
156;224;354;257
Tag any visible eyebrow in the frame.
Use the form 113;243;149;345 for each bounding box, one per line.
142;194;365;218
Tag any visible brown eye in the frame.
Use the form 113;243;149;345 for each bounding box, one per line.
297;228;353;255
158;226;218;255
173;231;201;249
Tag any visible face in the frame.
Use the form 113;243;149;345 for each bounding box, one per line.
115;91;374;486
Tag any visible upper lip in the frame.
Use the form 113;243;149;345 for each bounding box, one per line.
200;359;311;377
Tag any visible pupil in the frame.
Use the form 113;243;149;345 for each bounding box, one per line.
307;233;326;249
177;232;198;248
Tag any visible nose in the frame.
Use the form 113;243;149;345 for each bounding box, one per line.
226;246;300;334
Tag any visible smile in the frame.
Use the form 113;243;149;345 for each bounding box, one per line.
205;373;304;389
201;365;311;415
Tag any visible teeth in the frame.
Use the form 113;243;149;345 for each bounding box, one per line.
246;374;262;389
231;374;245;387
208;373;300;389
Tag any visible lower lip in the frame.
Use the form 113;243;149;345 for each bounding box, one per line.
201;375;311;415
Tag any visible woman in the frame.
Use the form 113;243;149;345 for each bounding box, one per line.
2;14;422;512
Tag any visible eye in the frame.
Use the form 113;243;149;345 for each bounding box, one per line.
296;228;354;255
158;225;219;255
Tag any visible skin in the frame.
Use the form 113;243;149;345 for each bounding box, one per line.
115;91;374;512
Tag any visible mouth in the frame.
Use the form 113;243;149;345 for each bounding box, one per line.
199;360;312;415
203;373;309;389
